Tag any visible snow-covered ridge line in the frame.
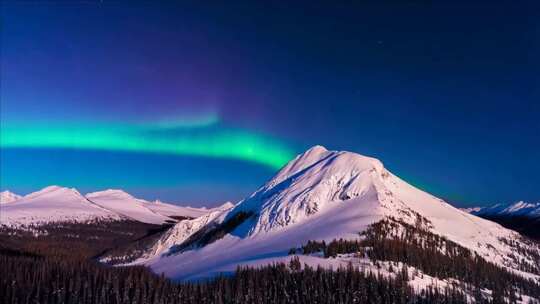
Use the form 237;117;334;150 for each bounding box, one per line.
0;190;22;204
465;201;540;218
101;202;236;265
0;186;222;227
141;145;540;287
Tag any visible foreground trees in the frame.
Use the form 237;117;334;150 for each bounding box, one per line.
0;249;468;304
291;217;540;303
1;218;539;303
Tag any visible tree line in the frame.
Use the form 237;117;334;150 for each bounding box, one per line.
0;248;470;304
290;217;540;303
2;217;539;303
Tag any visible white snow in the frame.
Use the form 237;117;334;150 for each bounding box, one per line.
0;190;21;204
0;186;215;227
143;146;540;286
85;190;175;225
460;207;482;213
0;186;121;227
144;200;210;219
124;203;235;263
470;201;540;218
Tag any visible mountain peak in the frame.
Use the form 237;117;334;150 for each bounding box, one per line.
25;185;84;200
231;147;388;235
0;190;22;204
38;185;66;193
270;146;333;185
146;147;540;283
296;145;330;162
506;201;539;212
86;189;134;200
470;200;540;218
218;201;235;210
304;144;328;155
271;147;383;187
1;185;120;227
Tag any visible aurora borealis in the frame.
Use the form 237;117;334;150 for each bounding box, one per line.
0;121;294;169
1;2;539;206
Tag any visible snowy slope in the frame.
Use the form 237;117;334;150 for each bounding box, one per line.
0;186;121;227
144;146;540;282
0;190;21;204
121;203;235;263
86;190;217;224
469;201;540;218
0;187;215;227
143;200;227;219
85;190;176;225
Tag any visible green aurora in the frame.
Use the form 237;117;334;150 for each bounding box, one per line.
0;122;295;169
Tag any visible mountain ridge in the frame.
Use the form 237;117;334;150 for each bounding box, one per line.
463;201;540;240
0;190;22;204
468;201;540;218
0;186;220;227
135;146;540;285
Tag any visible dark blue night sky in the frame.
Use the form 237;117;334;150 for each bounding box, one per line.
1;1;539;206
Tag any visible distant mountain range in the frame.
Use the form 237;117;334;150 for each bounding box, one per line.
463;201;540;240
467;201;540;218
0;190;21;204
0;186;229;227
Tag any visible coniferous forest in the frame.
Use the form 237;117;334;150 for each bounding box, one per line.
1;248;469;304
291;217;540;303
1;219;539;303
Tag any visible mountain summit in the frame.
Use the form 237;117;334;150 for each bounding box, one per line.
233;145;385;235
0;186;216;227
143;146;540;283
0;190;22;204
0;186;120;226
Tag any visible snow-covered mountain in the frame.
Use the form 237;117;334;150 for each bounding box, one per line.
103;202;235;263
468;201;540;219
0;190;21;204
0;186;216;227
0;186;121;227
144;200;221;219
138;146;539;285
86;190;176;225
464;201;540;241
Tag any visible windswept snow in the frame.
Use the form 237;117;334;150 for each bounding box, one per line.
469;201;540;218
0;186;121;227
0;186;216;227
126;203;235;263
86;190;174;225
144;200;209;219
143;200;232;219
143;146;540;284
0;190;21;204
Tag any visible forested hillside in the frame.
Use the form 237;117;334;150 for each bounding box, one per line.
0;220;167;259
2;217;540;303
291;217;540;303
1;248;470;304
0;220;469;304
